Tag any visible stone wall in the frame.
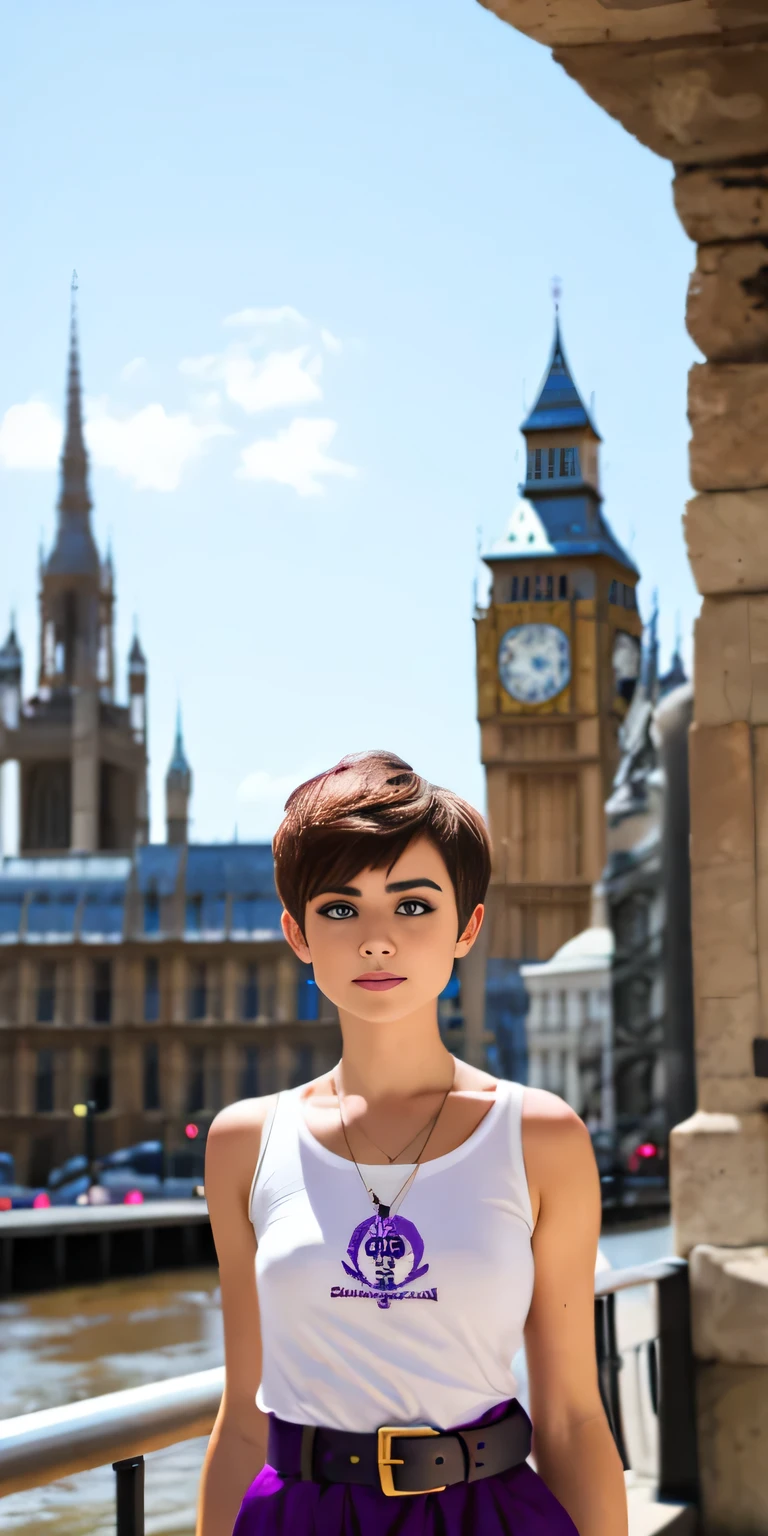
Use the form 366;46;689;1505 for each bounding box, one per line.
476;1;768;1529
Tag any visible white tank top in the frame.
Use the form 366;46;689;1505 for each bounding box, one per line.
249;1078;535;1433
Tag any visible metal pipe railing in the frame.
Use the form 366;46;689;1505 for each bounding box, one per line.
0;1367;224;1497
0;1258;699;1533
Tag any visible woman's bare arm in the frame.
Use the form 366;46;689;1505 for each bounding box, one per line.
522;1088;628;1536
195;1096;276;1536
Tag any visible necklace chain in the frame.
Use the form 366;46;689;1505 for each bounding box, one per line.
355;1110;447;1165
331;1073;453;1217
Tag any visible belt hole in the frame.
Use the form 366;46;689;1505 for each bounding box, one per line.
435;1456;444;1465
349;1455;360;1464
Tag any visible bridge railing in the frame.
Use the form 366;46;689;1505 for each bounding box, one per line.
0;1258;698;1534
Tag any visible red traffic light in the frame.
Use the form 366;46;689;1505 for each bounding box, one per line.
185;1123;199;1140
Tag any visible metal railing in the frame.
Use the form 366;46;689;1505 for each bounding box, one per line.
0;1258;699;1533
594;1258;698;1506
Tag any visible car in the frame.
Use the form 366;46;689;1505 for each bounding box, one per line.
0;1183;52;1211
47;1155;92;1206
589;1127;669;1214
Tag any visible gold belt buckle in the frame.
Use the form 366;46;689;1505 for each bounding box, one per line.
377;1425;447;1497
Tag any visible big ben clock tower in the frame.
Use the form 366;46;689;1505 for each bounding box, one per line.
476;314;642;971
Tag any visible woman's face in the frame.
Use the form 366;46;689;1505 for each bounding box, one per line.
281;834;483;1023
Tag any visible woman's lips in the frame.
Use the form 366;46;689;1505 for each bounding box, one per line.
353;976;406;991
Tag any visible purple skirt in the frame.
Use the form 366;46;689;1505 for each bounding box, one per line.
231;1401;580;1535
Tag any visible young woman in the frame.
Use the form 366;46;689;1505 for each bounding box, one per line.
196;751;628;1536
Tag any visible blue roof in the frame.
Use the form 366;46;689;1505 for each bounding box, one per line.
485;494;638;575
231;895;284;938
0;856;132;943
185;845;278;898
0;844;281;942
522;317;599;438
0;895;24;943
81;891;126;941
26;894;79;941
136;845;183;896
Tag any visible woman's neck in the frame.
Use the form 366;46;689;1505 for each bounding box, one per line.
334;1004;455;1101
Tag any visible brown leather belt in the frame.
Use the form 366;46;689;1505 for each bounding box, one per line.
267;1399;532;1497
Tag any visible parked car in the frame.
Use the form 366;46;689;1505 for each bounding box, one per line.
618;1129;668;1208
94;1142;205;1203
590;1127;669;1214
47;1154;92;1206
0;1183;52;1211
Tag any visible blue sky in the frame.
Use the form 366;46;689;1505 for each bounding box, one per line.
0;0;699;845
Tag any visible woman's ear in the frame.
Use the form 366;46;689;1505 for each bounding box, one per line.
281;908;312;964
454;903;484;959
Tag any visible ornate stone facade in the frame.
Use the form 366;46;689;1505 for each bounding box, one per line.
0;845;341;1186
475;316;642;1079
476;2;768;1526
0;276;148;856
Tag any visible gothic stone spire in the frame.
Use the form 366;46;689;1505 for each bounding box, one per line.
46;271;100;579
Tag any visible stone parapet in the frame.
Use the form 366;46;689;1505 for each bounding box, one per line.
689;1244;768;1365
670;1112;768;1252
688;362;768;491
687;240;768;363
477;0;767;50
674;161;768;246
695;1360;768;1535
555;39;768;168
684;489;768;594
693;596;768;724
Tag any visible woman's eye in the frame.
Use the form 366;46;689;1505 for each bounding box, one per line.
320;903;357;920
395;899;432;917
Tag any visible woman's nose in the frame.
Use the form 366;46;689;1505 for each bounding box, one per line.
358;936;395;958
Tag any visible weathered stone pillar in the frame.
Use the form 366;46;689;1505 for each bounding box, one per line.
71;680;99;853
474;2;768;1529
221;1038;241;1106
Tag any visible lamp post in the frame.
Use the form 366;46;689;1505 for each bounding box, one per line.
73;1100;98;1185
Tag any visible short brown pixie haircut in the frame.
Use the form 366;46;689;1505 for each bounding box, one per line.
273;750;492;938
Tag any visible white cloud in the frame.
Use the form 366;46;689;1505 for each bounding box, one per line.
85;400;233;492
238;416;356;497
0;401;62;469
224;306;307;329
0;396;232;492
1;303;354;501
227;348;322;414
120;356;146;381
180;345;323;415
178;353;219;379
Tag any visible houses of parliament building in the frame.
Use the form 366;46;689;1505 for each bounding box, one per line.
0;287;350;1185
0;279;683;1184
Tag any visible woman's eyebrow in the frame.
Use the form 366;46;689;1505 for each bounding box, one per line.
385;878;442;893
313;885;362;898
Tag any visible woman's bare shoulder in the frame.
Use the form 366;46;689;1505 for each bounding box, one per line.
519;1087;595;1226
451;1061;501;1098
521;1084;583;1127
205;1094;279;1191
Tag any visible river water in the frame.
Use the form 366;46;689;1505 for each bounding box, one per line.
1;1219;673;1536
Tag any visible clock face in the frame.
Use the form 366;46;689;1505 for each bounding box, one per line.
498;623;571;704
612;631;641;684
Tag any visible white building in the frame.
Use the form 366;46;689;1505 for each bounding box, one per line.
520;890;615;1132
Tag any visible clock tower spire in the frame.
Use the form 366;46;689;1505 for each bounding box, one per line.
475;312;643;990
